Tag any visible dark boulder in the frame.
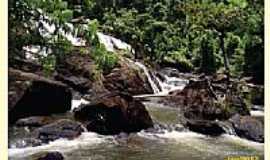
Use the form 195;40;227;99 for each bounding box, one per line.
229;114;264;143
8;69;72;123
35;119;85;143
161;78;251;136
74;92;153;135
186;120;225;136
167;79;231;120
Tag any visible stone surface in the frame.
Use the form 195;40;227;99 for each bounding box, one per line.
35;119;85;143
9;69;72;123
104;58;153;95
74;92;153;135
229;114;264;143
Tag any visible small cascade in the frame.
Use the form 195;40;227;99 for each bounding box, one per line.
134;62;161;94
217;121;236;136
134;61;189;96
97;32;134;53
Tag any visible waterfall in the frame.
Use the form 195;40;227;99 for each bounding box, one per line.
96;32;134;53
134;61;189;96
134;62;161;94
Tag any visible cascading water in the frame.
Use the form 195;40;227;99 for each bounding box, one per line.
134;62;161;94
134;61;189;96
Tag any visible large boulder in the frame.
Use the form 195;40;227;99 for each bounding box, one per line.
229;114;264;143
167;79;231;120
161;78;251;136
74;92;153;135
55;52;105;94
165;78;250;119
8;69;72;123
104;58;153;95
34;119;85;143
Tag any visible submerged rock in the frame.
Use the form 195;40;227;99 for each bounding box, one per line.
74;92;153;135
35;119;85;143
8;69;72;124
229;114;264;143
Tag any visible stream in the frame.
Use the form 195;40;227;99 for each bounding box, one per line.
8;101;264;160
10;28;264;160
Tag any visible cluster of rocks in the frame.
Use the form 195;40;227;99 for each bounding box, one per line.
8;53;155;151
159;73;264;143
8;51;264;159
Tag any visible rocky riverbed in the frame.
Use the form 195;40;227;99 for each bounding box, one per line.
8;34;264;160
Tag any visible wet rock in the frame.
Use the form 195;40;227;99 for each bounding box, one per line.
35;119;85;143
34;151;64;160
8;69;72;124
186;120;225;136
104;58;153;95
74;92;153;135
165;78;250;120
167;79;231;120
15;116;55;127
55;52;105;94
229;114;264;143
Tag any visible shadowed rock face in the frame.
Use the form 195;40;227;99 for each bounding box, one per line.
74;92;153;135
229;114;264;143
35;119;85;143
8;69;72;124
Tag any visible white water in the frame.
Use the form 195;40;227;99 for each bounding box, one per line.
9;129;263;160
8;132;113;159
134;61;189;96
71;99;90;111
135;62;161;94
97;32;134;53
25;17;132;61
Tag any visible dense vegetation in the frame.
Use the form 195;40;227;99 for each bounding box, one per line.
9;0;264;83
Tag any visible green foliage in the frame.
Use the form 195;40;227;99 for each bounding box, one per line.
9;0;264;83
92;45;118;73
199;32;218;74
9;0;119;74
41;55;56;77
83;20;118;73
